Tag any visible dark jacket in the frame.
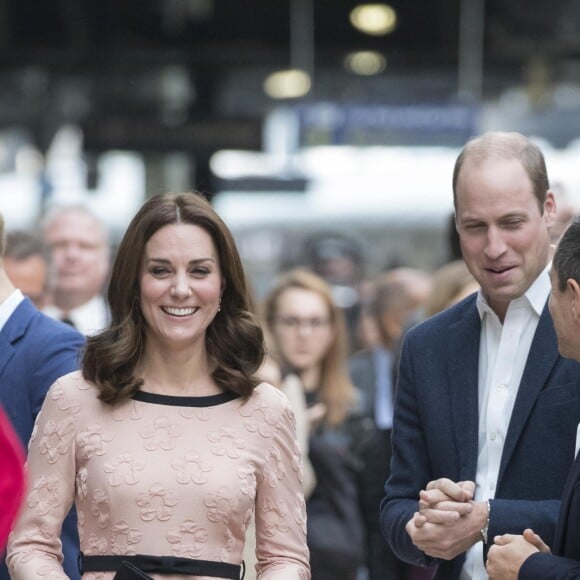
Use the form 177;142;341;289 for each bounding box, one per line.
381;294;580;580
519;452;580;579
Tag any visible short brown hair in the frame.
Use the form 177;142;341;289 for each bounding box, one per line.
452;131;549;212
5;230;46;261
83;192;265;404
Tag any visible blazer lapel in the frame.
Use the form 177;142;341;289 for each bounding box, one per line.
0;300;32;377
498;303;559;483
0;332;15;378
448;302;481;481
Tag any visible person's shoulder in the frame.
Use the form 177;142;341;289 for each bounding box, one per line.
47;370;100;407
244;383;297;436
246;382;294;421
27;306;85;344
251;381;288;407
52;370;94;392
35;372;103;428
409;292;478;338
5;301;84;361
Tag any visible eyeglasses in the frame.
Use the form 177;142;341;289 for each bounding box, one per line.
274;316;331;331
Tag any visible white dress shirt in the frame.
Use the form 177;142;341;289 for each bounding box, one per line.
0;289;24;332
460;265;550;580
43;295;109;336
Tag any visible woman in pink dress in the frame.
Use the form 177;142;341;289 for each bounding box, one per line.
7;192;310;580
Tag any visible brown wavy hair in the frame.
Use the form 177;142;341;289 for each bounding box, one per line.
82;192;265;404
263;268;355;426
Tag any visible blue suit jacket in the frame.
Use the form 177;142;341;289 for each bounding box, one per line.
380;294;580;580
519;452;580;579
0;298;85;580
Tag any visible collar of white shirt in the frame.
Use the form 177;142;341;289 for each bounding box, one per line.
43;295;108;335
0;289;24;332
476;262;551;321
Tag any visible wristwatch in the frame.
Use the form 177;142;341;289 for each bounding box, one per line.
480;499;491;544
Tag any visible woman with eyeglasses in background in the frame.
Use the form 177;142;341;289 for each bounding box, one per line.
263;268;366;580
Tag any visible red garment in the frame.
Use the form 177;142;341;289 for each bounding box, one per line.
0;405;25;549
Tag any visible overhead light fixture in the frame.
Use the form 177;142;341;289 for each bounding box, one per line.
345;51;386;75
263;1;314;100
263;69;312;99
350;3;397;36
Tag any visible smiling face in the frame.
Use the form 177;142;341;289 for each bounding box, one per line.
455;157;556;321
139;223;223;351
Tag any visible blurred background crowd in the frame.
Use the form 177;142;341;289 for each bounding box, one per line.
1;1;580;579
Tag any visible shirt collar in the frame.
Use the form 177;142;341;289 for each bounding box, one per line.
0;289;24;331
476;263;550;321
44;295;107;334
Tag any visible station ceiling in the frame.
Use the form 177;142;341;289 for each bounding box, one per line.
0;0;577;161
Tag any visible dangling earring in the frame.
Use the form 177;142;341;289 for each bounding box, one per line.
217;297;222;312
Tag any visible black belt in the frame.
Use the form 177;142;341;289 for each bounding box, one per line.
79;553;244;579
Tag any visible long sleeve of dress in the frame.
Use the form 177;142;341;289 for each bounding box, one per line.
252;386;310;580
7;377;78;579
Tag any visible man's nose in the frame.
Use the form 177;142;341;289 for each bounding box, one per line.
63;243;82;260
484;228;507;259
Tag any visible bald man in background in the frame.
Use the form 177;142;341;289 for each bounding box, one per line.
42;204;111;334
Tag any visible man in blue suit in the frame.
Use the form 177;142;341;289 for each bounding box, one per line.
486;217;580;579
380;132;580;580
0;213;84;580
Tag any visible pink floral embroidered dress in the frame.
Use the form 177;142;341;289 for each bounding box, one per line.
7;371;310;579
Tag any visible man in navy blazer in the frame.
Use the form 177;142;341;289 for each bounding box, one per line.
380;132;580;580
0;213;85;580
486;217;580;580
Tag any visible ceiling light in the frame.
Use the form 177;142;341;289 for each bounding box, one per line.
263;69;311;99
345;51;386;75
350;4;397;36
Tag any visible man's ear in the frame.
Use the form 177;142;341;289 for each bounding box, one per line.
567;278;580;321
544;191;557;228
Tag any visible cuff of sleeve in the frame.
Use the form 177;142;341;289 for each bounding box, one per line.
480;499;491;544
519;552;555;580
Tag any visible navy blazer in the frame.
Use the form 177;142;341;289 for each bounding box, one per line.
0;298;85;580
380;293;580;580
519;453;580;579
